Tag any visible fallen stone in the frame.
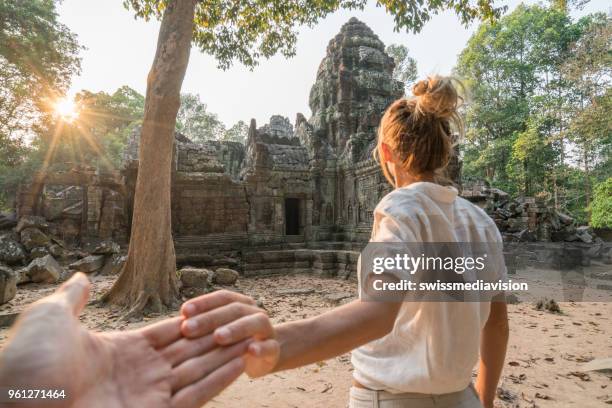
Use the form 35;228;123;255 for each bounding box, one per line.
0;312;19;328
0;265;17;304
20;227;50;251
0;212;17;229
179;267;214;289
92;240;120;255
99;254;126;275
515;229;536;242
14;267;30;284
576;231;593;244
558;212;573;225
0;234;26;265
213;268;239;285
30;246;49;259
16;215;49;233
25;255;62;283
69;255;106;273
48;244;68;259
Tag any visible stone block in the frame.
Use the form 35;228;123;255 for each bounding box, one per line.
0;265;17;305
69;255;106;273
25;255;62;283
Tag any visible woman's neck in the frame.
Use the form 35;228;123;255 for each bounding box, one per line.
394;171;435;188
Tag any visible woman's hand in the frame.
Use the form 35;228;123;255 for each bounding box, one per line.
180;290;280;378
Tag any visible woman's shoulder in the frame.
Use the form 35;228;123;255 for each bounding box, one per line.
374;188;428;222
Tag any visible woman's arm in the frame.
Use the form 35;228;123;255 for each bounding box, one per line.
179;289;402;377
475;300;509;408
273;299;401;372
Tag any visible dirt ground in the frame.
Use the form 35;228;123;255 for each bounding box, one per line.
0;273;610;407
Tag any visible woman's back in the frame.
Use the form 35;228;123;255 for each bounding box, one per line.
352;181;507;394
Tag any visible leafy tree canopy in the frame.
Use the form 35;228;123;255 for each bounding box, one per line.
386;44;418;94
124;0;505;69
590;178;612;228
176;93;225;142
0;0;81;209
0;0;81;141
222;120;248;143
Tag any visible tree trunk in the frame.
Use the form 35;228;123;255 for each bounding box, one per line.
102;0;196;318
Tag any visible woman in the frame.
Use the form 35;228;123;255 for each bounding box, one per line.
181;75;509;408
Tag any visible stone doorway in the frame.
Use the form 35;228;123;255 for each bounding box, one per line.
285;198;300;235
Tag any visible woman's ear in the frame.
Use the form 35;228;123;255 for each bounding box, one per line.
380;143;393;163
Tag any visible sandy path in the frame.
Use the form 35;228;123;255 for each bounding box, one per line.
1;274;610;407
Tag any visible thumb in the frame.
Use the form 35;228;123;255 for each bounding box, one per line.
56;272;91;316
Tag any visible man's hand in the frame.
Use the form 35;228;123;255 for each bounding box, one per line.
181;290;280;378
0;273;248;408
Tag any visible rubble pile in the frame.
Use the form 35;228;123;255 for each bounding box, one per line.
462;183;598;243
0;215;125;305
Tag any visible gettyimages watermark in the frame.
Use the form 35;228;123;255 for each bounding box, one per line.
359;242;612;303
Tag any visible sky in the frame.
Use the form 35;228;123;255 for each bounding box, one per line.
56;0;609;128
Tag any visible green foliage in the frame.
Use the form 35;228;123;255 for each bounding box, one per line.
176;93;225;142
590;178;612;228
385;44;418;94
0;142;41;211
221;120;248;144
0;0;81;209
124;0;504;69
176;95;249;143
37;86;145;172
456;4;611;221
0;0;81;140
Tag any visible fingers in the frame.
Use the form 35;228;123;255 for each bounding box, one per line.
140;316;183;349
181;289;256;318
170;339;250;392
181;302;264;339
160;334;216;367
56;272;90;316
171;356;244;408
214;312;274;346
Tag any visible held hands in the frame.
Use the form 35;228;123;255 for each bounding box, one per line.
0;274;253;408
180;290;280;378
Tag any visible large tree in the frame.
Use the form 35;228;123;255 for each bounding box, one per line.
104;0;505;317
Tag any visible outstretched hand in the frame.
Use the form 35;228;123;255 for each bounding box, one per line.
181;290;280;378
0;273;248;408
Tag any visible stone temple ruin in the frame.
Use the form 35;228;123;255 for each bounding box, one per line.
2;18;609;292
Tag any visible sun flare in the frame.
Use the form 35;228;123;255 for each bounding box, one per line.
54;97;79;122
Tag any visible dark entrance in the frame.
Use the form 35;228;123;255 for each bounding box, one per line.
285;198;300;235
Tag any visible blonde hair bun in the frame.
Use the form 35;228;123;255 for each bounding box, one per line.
412;75;462;120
